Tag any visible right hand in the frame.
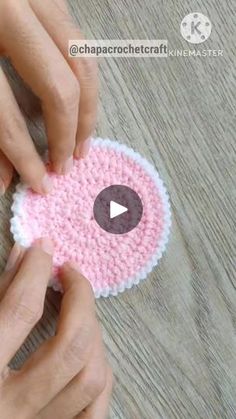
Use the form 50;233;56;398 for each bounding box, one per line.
0;239;112;419
0;0;98;196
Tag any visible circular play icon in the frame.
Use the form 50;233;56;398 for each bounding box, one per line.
93;185;143;234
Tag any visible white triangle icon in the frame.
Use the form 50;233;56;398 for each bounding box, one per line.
110;201;128;219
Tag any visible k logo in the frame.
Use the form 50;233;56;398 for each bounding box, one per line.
180;13;212;44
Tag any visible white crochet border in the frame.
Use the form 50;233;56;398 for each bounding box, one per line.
10;138;171;298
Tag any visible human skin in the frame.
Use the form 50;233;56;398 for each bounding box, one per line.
0;0;98;195
0;239;113;419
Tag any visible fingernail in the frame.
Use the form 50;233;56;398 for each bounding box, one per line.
41;174;53;194
5;243;22;271
74;144;81;160
52;156;74;175
1;366;11;380
65;261;80;272
0;179;5;196
62;156;74;175
74;135;93;159
80;138;91;159
33;237;54;256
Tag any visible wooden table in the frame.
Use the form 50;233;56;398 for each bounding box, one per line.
0;1;235;418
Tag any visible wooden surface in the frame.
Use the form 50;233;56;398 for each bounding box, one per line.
0;0;236;418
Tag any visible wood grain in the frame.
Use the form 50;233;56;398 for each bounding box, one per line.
0;0;235;418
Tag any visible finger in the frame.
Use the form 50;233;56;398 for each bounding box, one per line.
0;150;14;195
30;0;98;158
0;243;25;301
0;238;53;371
76;367;113;419
5;264;97;417
38;325;107;419
0;1;79;174
0;67;51;194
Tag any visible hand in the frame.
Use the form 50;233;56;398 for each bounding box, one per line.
0;239;112;419
0;0;98;195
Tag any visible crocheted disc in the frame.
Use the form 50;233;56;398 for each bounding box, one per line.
10;138;171;298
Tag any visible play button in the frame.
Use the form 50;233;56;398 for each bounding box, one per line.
93;185;143;234
110;201;128;219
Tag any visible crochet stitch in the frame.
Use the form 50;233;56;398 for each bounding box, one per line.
10;138;171;298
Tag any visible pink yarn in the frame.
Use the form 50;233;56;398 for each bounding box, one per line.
11;139;170;296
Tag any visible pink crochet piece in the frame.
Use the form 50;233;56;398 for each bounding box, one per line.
10;138;171;298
